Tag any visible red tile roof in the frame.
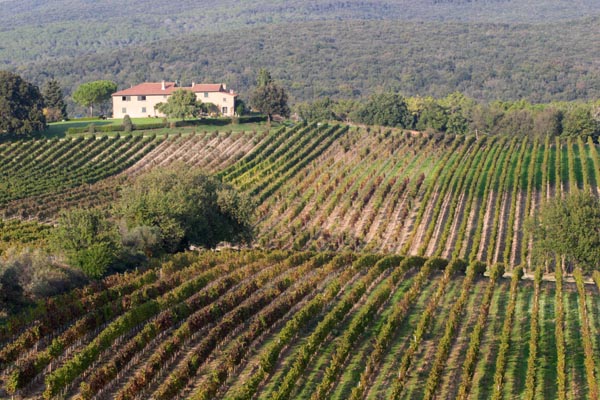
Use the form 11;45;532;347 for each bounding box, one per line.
112;82;237;97
191;83;223;92
113;82;178;96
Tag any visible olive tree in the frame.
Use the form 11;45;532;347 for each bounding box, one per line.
155;89;200;120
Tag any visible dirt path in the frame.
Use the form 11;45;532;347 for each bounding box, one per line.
442;190;467;259
510;190;526;267
374;181;407;248
492;191;511;264
459;195;481;260
438;280;487;399
425;191;453;257
408;186;441;255
477;190;497;261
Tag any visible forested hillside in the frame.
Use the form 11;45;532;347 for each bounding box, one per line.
12;18;600;109
3;0;600;112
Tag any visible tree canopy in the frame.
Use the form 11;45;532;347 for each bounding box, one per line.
0;70;46;135
355;92;412;128
115;165;254;252
250;71;290;124
72;80;117;117
50;208;120;279
42;79;67;122
155;89;199;120
528;190;600;274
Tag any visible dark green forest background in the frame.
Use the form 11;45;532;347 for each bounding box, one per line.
2;0;599;113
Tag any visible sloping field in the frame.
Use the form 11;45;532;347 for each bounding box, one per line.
0;250;598;399
218;124;600;269
0;131;262;220
3;124;599;270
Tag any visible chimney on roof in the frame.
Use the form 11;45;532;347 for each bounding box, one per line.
161;80;166;90
222;83;227;90
192;81;195;88
230;89;234;94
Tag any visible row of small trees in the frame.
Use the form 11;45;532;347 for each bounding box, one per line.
295;92;600;138
0;71;116;135
0;68;289;136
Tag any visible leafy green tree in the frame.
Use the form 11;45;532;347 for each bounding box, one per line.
0;70;46;135
201;101;219;115
155;89;200;120
331;99;361;122
115;165;254;252
440;92;474;135
528;191;600;274
51;208;120;279
562;105;598;138
296;97;335;122
355;92;412;128
533;108;562;137
250;70;290;124
415;100;447;132
72;80;117;117
42;79;67;122
257;68;273;87
235;98;247;116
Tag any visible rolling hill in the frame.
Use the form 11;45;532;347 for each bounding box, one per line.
1;121;600;398
2;123;599;269
1;250;599;399
2;0;599;113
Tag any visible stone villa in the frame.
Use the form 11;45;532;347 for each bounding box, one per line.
112;81;237;118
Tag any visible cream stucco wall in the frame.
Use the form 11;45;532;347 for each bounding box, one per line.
112;91;236;119
112;94;170;119
195;92;235;117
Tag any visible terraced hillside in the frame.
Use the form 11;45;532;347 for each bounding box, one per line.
1;250;599;399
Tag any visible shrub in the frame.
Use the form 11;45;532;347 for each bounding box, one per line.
115;165;255;252
469;260;487;276
0;248;86;313
50;208;120;279
122;114;134;132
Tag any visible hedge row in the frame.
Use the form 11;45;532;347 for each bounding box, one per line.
66;116;267;135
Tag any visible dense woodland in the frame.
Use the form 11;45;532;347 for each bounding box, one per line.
2;1;599;114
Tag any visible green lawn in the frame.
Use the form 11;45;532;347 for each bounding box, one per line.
39;117;275;139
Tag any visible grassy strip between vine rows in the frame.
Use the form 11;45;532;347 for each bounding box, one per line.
455;264;513;400
490;262;523;400
347;256;440;400
573;268;600;400
388;258;469;399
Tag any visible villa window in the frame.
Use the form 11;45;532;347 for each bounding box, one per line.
137;96;146;101
122;96;131;101
222;107;228;115
204;92;209;98
122;107;127;114
142;107;147;113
